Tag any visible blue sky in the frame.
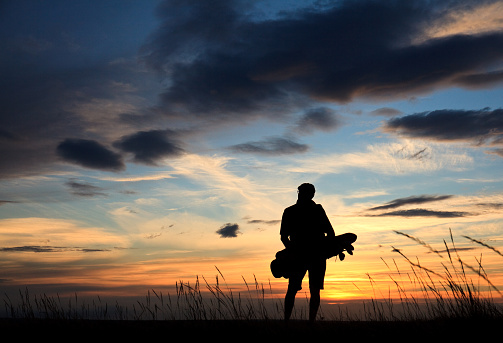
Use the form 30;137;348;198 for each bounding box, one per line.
1;0;503;302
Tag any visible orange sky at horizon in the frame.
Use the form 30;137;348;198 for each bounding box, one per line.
2;0;503;320
2;215;502;310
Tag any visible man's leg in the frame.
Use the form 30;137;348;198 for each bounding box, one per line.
285;265;305;320
284;287;297;320
309;288;320;322
308;258;325;322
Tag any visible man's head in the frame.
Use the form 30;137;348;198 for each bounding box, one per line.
297;183;315;201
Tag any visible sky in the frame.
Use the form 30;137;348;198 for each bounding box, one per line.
1;0;503;309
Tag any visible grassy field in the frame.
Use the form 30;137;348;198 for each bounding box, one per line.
2;231;502;338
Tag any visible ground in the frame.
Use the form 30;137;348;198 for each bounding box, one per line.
1;318;499;341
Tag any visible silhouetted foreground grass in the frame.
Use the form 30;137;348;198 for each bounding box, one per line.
1;317;501;340
2;231;502;339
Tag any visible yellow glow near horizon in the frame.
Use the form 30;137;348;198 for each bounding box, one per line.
1;215;503;307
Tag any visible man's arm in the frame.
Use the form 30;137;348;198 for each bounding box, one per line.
318;204;335;237
280;209;291;249
281;234;291;249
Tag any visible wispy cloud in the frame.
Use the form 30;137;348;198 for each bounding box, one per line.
0;217;130;262
369;107;403;117
342;190;389;199
0;200;19;205
368;195;454;211
65;179;107;197
229;137;309;155
0;246;111;253
101;172;176;182
368;208;472;218
246;219;281;226
422;1;503;41
288;140;472;175
360;192;503;221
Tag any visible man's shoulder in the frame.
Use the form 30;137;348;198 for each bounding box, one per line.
283;202;324;212
283;204;297;213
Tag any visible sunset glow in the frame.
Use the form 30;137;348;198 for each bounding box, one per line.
1;1;503;315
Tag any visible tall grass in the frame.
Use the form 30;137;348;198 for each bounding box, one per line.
3;269;285;321
360;229;503;321
3;230;503;321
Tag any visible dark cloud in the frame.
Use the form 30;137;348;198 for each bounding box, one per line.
0;59;149;178
370;107;403;117
0;73;79;178
369;195;454;211
477;203;503;210
384;108;503;143
366;194;471;218
56;138;125;172
247;219;281;225
0;129;21;141
0;1;167;180
487;149;503;158
294;107;341;134
65;180;107;197
384;108;503;157
141;0;503;121
229;137;309;155
216;223;241;238
114;129;185;165
2;0;503;180
0;200;19;206
453;70;503;89
0;246;111;253
370;209;470;218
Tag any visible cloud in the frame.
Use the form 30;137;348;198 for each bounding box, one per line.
228;107;338;156
294;107;342;134
0;217;130;263
229;137;309;155
363;194;484;218
369;195;454;211
370;107;403;117
423;1;503;40
384;108;503;142
0;26;155;179
486;148;503;158
0;246;111;253
476;203;503;210
113;129;185;165
369;209;471;218
2;0;503;181
247;219;281;226
56;138;125;171
453;70;503;89
384;108;503;157
65;180;107;197
0;200;19;206
141;0;503;122
288;140;472;175
216;223;241;238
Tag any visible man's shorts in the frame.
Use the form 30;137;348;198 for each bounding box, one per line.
288;256;326;291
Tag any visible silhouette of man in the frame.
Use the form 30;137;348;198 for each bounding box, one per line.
280;183;335;321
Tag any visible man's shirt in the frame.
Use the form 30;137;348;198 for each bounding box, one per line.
280;199;335;255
